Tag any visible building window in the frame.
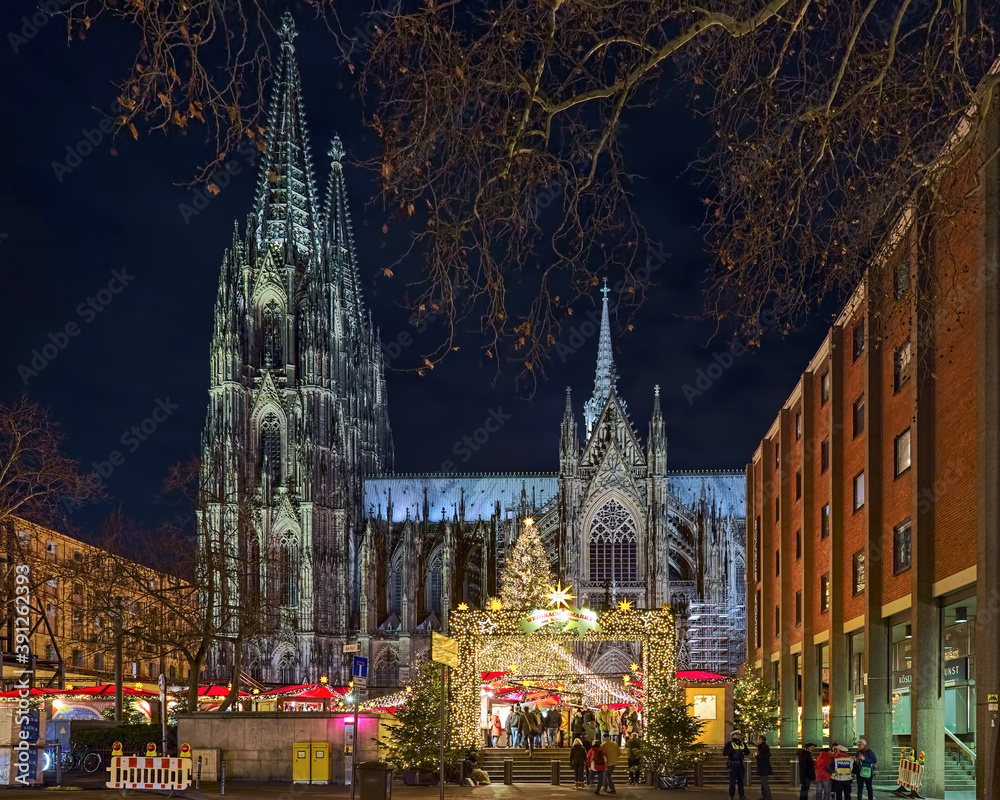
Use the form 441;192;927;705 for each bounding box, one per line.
795;590;802;626
588;499;638;583
795;411;802;440
278;538;299;607
169;665;177;680
753;519;761;583
853;318;865;361
821;504;830;538
894;520;912;574
821;438;830;472
820;574;830;613
854;471;865;511
894;340;913;392
853;550;866;595
775;442;780;469
388;555;403;616
775;549;780;577
261;300;284;368
72;649;84;668
775;497;780;522
46;645;58;662
894;258;910;298
426;556;443;616
46;541;57;555
278;652;296;684
853;395;865;437
373;647;400;687
795;529;802;560
259;413;282;486
821;371;831;404
775;605;781;631
796;470;802;500
755;590;762;649
895;428;911;477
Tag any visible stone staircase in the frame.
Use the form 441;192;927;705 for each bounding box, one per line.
872;746;976;793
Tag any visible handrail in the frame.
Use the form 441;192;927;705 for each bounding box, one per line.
944;726;976;762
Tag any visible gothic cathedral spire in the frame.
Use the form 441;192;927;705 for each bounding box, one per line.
583;279;616;437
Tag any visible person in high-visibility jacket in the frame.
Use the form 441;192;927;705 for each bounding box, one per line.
829;745;854;800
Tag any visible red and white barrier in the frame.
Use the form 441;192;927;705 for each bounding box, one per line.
896;759;924;791
106;756;191;791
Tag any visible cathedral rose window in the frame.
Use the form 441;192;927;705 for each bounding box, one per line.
589;498;638;584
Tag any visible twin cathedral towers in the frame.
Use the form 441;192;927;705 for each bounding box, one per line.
199;17;746;688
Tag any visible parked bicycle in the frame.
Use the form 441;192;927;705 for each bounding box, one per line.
60;742;102;773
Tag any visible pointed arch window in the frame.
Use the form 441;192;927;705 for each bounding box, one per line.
426;556;442;616
260;414;282;486
373;647;400;687
589;499;638;584
388;554;403;616
261;300;283;368
278;537;299;607
277;651;296;685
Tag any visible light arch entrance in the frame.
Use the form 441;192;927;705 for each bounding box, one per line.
448;605;677;748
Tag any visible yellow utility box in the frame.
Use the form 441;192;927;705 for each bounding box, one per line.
310;742;332;784
292;742;332;784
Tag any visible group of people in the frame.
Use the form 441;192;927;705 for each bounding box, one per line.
489;703;642;753
722;730;877;800
798;740;878;800
569;731;643;792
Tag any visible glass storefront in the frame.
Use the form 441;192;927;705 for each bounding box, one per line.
851;632;864;738
943;597;976;748
891;621;911;735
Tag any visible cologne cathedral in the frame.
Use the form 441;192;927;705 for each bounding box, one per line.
199;16;746;690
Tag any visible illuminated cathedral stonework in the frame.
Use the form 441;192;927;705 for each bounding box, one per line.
199;16;745;688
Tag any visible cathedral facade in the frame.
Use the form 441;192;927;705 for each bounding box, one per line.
198;17;746;688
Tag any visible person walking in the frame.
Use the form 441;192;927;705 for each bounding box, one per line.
523;706;539;756
601;733;621;794
814;746;834;800
546;706;563;748
597;705;613;743
722;730;750;800
532;706;545;750
853;739;876;800
571;737;588;788
507;704;521;748
755;735;773;800
829;745;854;800
587;741;608;794
572;708;586;740
797;742;816;800
625;735;642;785
491;712;502;748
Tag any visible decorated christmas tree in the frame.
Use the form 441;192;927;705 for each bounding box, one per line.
378;660;463;773
499;518;555;610
642;679;705;776
733;661;778;743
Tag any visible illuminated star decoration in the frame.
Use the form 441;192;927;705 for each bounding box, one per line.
320;676;328;684
457;602;469;611
489;598;503;611
546;581;576;609
630;663;640;673
618;598;634;612
134;682;143;690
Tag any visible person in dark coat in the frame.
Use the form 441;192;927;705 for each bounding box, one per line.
798;743;817;800
570;737;588;788
572;708;586;739
755;735;773;800
722;730;750;800
546;707;563;747
625;735;642;785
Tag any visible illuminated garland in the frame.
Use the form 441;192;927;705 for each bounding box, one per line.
448;606;677;749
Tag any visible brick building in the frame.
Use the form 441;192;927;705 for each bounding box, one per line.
1;518;189;691
746;84;1000;795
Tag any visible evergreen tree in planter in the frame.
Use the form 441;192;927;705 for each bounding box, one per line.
642;681;705;779
499;518;555;610
733;662;778;744
379;660;463;783
101;696;148;725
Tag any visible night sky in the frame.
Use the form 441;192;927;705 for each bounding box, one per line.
0;3;832;535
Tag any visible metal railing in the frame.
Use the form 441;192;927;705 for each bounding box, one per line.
944;727;976;762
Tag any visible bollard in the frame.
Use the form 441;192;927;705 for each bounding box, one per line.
503;758;513;785
551;759;560;785
791;758;800;787
221;758;227;795
196;754;202;789
55;742;61;786
693;762;703;787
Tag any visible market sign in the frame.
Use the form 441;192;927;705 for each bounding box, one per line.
521;607;599;637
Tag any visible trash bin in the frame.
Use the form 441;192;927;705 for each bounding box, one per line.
357;761;394;800
790;758;800;787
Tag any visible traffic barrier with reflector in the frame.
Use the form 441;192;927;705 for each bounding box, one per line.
111;742;123;757
896;759;924;792
106;756;191;792
180;743;192;759
146;742;158;757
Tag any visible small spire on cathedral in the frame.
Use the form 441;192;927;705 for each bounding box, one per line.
329;136;345;163
583;281;616;438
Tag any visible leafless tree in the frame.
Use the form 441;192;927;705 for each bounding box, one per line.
0;396;102;531
61;1;999;371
